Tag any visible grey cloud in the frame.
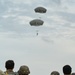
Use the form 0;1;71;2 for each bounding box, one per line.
0;0;33;15
56;11;75;23
41;36;54;43
40;0;61;6
50;0;61;5
0;0;75;39
62;23;75;29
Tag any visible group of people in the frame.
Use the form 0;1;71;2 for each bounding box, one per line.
50;65;73;75
0;60;30;75
0;60;75;75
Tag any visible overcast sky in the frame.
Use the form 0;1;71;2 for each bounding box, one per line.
0;0;75;75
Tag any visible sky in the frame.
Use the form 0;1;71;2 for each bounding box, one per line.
0;0;75;75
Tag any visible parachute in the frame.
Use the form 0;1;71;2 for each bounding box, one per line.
29;19;44;36
30;19;44;26
34;7;47;13
29;6;47;36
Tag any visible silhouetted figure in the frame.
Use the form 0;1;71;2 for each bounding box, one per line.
4;60;18;75
37;32;38;36
62;65;72;75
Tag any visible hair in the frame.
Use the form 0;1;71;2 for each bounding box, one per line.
63;65;72;74
5;60;15;69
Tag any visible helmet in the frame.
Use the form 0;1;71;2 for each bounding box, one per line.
18;65;30;75
51;71;60;75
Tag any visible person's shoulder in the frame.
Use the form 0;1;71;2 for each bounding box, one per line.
4;71;18;75
0;70;5;75
14;72;19;75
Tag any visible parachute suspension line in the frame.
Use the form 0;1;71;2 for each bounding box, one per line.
39;17;41;19
36;29;38;36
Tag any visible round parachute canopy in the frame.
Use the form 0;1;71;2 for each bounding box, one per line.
30;19;44;26
34;7;47;13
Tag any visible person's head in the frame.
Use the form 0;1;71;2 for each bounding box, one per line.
63;65;72;75
5;60;15;70
18;65;30;75
50;71;60;75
